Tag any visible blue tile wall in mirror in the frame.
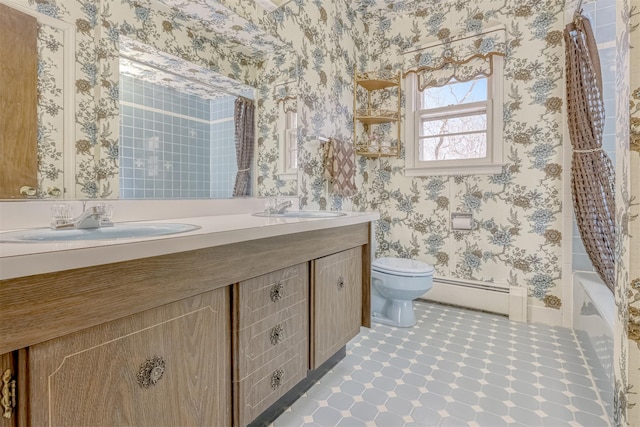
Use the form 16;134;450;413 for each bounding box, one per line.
119;74;239;199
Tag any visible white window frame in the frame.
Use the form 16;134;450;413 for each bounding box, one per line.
279;109;298;179
404;55;504;176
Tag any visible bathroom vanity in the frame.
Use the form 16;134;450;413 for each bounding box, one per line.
0;209;377;426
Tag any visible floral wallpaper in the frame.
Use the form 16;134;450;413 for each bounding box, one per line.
119;36;254;100
254;0;367;203
152;0;286;59
255;48;299;196
16;0;257;198
36;22;65;198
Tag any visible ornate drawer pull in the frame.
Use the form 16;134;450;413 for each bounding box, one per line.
337;276;345;289
1;369;16;419
271;368;284;390
270;324;284;345
136;356;166;388
19;186;36;197
270;281;284;302
47;186;62;197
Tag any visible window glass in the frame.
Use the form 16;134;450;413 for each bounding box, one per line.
286;111;297;128
421;77;488;109
285;111;298;171
419;134;487;161
420;112;487;137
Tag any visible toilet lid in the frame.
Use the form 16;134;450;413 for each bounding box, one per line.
372;257;435;277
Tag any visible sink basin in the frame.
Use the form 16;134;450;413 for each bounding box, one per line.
253;211;346;218
0;223;201;243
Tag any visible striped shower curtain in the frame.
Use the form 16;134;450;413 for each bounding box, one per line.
564;14;616;293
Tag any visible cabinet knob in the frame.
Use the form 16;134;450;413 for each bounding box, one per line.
19;186;37;197
270;281;284;302
270;324;284;345
136;356;166;388
47;186;62;197
270;368;284;390
337;276;345;289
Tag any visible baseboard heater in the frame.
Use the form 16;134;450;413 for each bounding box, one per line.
421;276;513;317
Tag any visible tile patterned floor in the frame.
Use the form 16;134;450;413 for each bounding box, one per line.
272;301;610;427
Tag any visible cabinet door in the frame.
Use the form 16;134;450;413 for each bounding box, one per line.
311;247;362;368
28;288;231;427
0;4;38;199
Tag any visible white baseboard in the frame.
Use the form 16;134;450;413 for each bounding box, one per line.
421;282;508;315
509;286;528;322
421;279;527;322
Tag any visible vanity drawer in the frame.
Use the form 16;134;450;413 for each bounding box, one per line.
237;298;308;377
236;262;308;329
236;339;307;427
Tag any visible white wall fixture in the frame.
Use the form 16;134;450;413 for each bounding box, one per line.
451;212;473;231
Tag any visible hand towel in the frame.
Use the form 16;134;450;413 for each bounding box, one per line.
323;137;357;197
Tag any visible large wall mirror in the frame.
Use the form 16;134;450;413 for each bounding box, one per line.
118;37;255;199
0;0;299;200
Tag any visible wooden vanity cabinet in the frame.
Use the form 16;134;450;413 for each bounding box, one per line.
28;287;231;427
311;247;363;369
0;222;372;427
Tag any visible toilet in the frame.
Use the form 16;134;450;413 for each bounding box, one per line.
371;257;435;327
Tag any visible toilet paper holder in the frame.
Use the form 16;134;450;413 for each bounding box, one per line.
451;212;473;231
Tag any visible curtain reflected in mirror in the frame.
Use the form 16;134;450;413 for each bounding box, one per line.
232;97;255;197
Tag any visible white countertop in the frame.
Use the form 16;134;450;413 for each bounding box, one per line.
0;211;379;280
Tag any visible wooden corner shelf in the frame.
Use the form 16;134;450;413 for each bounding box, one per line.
353;69;401;158
356;79;398;91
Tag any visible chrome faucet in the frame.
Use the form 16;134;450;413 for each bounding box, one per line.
274;200;292;214
265;199;293;215
50;202;114;229
74;205;114;229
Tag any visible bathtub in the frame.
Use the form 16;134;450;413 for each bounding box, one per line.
572;271;614;421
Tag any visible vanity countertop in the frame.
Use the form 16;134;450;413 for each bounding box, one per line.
0;211;379;280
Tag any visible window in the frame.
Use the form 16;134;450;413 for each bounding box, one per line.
285;110;298;172
405;55;503;176
279;109;298;179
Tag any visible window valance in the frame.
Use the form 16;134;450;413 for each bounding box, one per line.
403;25;506;91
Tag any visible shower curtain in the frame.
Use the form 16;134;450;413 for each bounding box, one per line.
564;14;616;293
233;97;255;197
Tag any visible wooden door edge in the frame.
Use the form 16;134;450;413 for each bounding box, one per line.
230;283;241;427
361;233;371;328
16;349;28;427
309;260;316;370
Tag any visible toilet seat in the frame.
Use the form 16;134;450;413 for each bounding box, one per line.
372;257;434;277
